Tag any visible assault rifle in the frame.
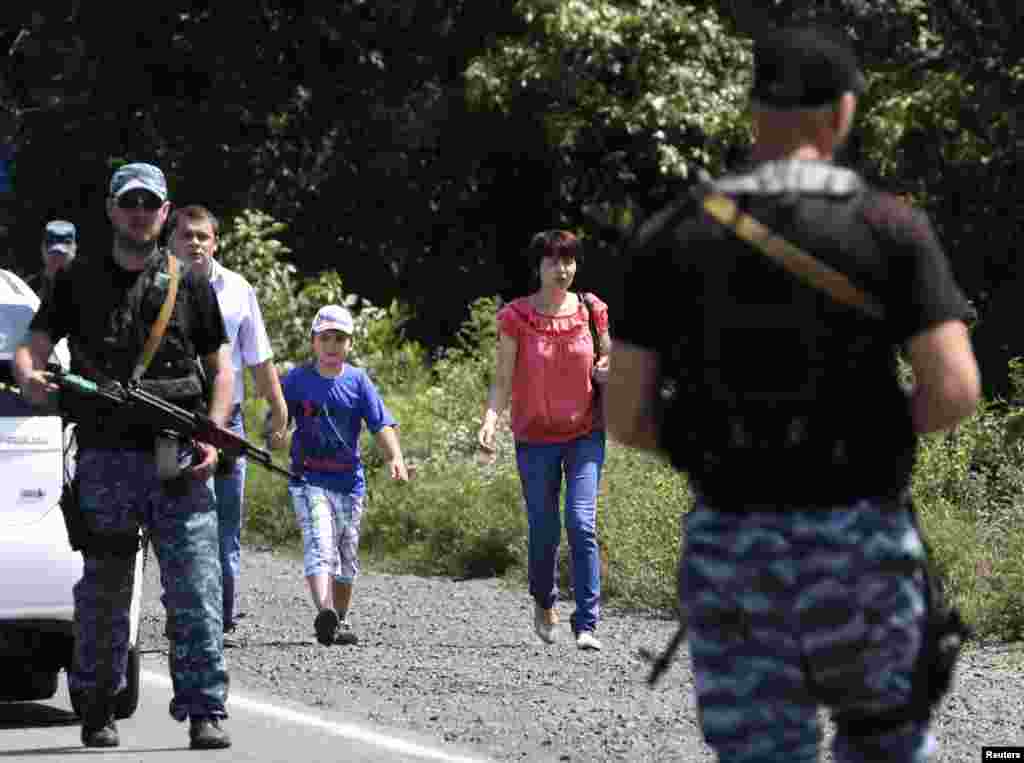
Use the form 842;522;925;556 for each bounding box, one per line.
52;370;298;480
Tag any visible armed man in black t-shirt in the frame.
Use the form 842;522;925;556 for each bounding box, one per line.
14;163;234;751
606;26;980;763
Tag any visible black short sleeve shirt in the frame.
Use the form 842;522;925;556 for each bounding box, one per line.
29;250;228;450
31;251;227;359
615;178;970;507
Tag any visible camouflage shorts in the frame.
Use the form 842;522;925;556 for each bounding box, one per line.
681;499;934;763
288;484;364;582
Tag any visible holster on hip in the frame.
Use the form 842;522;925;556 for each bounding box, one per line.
59;477;87;552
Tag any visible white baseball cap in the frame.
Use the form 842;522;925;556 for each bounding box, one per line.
311;304;354;335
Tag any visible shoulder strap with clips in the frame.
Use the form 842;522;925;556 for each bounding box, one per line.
701;192;886;321
131;253;181;383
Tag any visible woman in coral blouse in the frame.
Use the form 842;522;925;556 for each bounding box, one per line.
478;230;611;651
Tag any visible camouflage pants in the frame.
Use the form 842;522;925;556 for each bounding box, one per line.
69;448;228;722
681;499;933;763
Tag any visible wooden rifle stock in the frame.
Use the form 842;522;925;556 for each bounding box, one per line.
55;372;299;481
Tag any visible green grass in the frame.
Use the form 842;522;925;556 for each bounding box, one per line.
241;311;1024;643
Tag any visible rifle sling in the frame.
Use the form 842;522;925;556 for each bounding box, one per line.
701;192;885;321
131;253;181;383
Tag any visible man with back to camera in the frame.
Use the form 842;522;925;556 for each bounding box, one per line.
605;25;980;763
26;219;77;303
14;162;235;750
168;203;289;639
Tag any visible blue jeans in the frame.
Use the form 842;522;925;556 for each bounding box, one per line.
515;429;605;633
212;404;247;629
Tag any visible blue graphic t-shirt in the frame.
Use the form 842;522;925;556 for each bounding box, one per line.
281;363;397;495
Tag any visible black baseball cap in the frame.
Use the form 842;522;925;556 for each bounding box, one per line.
751;25;866;109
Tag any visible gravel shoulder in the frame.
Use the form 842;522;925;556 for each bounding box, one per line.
138;545;1024;762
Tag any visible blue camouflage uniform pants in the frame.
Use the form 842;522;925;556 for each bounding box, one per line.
68;448;228;722
681;499;934;763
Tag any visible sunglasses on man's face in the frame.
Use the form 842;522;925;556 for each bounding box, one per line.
116;193;163;211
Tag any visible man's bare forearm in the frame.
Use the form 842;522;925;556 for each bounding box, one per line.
208;369;233;427
605;342;662;452
14;333;54;385
612;403;661;451
203;346;235;428
909;382;979;434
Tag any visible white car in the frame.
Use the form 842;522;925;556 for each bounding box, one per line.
0;269;143;718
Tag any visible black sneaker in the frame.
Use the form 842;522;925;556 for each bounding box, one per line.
314;608;339;646
189;717;231;750
334;618;359;646
224;611;248;634
81;717;119;748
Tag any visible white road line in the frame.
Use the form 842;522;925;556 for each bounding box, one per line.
142;670;487;763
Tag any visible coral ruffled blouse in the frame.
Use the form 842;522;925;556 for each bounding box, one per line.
497;293;609;444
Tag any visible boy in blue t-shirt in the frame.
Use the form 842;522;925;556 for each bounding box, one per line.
271;304;409;645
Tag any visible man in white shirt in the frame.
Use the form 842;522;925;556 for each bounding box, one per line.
168;204;289;635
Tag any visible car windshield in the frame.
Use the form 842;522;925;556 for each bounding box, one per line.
0;303;42;416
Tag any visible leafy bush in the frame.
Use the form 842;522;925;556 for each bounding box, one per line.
216;210;303;360
364;457;526;578
598;446;689;610
218;209;426;385
912;359;1024;642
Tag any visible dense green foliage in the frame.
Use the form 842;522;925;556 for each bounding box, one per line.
3;2;1019;375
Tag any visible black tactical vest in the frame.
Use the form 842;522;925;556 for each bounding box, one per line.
69;251;206;446
658;161;916;508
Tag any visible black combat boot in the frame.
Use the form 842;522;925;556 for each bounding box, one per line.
189;717;232;749
81;704;119;748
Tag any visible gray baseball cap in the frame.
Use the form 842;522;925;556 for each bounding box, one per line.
109;162;168;201
311;304;355;335
44;220;77;256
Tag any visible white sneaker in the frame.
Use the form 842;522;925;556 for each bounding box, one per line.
533;603;559;644
334;618;359;646
576;630;602;651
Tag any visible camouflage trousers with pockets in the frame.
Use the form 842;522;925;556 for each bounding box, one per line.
69;448;228;722
681;498;934;763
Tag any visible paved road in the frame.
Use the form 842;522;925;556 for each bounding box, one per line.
0;657;491;763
